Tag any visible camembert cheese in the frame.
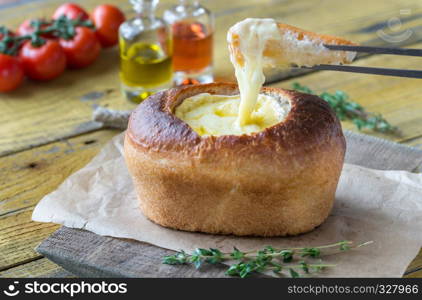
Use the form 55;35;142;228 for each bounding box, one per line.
175;92;289;136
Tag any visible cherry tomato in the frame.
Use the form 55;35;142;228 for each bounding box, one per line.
17;19;53;38
20;40;66;81
52;3;89;20
59;27;101;68
92;4;125;47
0;54;24;92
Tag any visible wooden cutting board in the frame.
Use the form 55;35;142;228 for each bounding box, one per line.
35;131;422;277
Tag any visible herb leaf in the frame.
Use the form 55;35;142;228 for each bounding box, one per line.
289;268;300;278
163;250;188;265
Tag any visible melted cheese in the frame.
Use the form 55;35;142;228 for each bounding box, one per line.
176;18;289;136
175;93;289;136
227;18;281;126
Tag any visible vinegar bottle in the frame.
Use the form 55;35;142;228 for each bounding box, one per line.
164;0;214;85
119;0;173;103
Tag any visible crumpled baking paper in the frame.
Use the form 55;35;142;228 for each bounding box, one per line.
32;133;422;277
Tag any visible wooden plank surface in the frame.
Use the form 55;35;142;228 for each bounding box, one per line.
36;227;234;278
0;130;118;274
408;136;422;149
1;0;422;155
406;249;422;275
0;208;58;271
0;258;74;278
0;129;119;216
0;0;421;278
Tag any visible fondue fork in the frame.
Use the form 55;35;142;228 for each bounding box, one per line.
298;44;422;79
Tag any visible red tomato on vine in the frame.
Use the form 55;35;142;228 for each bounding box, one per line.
92;4;125;47
20;40;66;81
59;27;101;68
52;3;89;21
0;53;24;92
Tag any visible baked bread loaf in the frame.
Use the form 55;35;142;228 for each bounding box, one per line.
124;83;346;236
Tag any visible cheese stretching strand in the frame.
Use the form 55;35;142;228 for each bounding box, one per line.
176;18;356;136
228;19;281;126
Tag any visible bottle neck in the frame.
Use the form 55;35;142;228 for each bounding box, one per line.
179;0;199;6
131;0;158;18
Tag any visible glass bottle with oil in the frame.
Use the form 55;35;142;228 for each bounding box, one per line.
164;0;214;85
119;0;173;103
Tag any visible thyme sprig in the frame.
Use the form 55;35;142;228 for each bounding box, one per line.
0;16;94;56
292;82;398;134
163;240;373;278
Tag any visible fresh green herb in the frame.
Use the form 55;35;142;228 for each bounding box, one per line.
163;240;372;278
292;82;398;134
162;250;188;265
300;247;321;258
289;268;300;278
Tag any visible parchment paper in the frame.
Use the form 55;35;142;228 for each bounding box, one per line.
32;133;422;277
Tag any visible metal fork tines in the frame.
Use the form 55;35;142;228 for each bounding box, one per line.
301;64;422;79
298;44;422;79
324;44;422;57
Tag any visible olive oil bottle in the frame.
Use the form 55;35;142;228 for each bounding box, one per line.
119;0;173;103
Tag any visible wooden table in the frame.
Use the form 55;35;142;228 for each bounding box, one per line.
1;0;421;278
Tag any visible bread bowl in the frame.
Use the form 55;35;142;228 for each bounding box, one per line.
124;82;346;236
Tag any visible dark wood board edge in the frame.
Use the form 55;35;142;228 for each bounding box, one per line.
36;226;243;278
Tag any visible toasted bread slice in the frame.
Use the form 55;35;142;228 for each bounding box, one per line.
229;20;357;67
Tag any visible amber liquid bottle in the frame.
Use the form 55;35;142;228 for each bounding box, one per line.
164;0;214;85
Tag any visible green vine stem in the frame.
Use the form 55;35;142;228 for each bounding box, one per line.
0;16;95;56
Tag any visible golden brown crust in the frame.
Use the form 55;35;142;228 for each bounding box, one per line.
276;23;356;47
124;83;346;236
